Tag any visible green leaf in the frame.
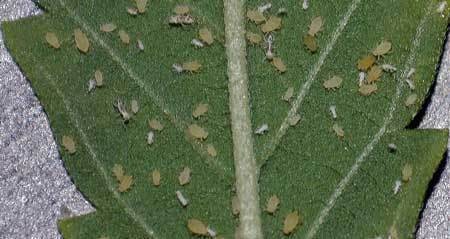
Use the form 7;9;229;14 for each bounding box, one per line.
2;0;449;238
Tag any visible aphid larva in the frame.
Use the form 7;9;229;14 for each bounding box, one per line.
308;16;323;37
323;75;343;90
332;123;344;138
358;83;377;96
131;100;139;114
388;143;397;153
118;175;133;192
148;119;164;131
199;27;214;45
95;70;103;87
115;99;131;122
172;63;184;73
187;219;207;235
255;123;269;135
118;30;130;44
88;79;96;93
246;32;262;45
393;180;402;195
182;61;202;73
302;0;309;10
304;34;318;53
62;135;76;154
405;93;418;107
152;170;161;186
176;190;189;207
261;16;282;33
188;124;208;140
45;32;60;49
137;39;144;51
358;71;366;86
329;105;337;120
258;3;272;13
372;40;392;57
283;211;301;235
100;23;117;32
193;103;208;118
127;7;138;16
178;167;191;186
381;64;397;73
191;38;205;48
169;14;194;25
135;0;147;14
366;65;383;83
265;195;280;214
112;164;124;181
246;10;266;24
272;57;286;73
147;131;155;145
206;226;217;237
282;87;294;102
74;28;89;53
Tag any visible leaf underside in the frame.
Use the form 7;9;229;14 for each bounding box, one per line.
3;0;449;238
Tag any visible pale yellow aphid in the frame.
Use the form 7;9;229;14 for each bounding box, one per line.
152;170;161;186
366;65;383;83
402;164;413;182
187;219;208;236
332;123;344;138
135;0;147;13
94;70;103;87
246;32;262;44
118;30;130;44
272;57;286;73
405;93;418;107
282;87;294;102
118;175;133;192
323;76;343;90
74;28;89;53
199;28;214;45
193;103;208;118
283;211;301;235
372;40;392;57
62;135;76;154
207;144;217;157
131;100;139;114
357;54;376;72
188;124;208;140
265;195;280;214
288;114;301;126
304;34;318;53
359;83;377;96
182;61;202;73
100;23;117;32
246;9;266;24
178;167;191;186
45;32;60;49
232;196;240;215
112;164;124;181
148;119;164;131
261;16;282;33
308;16;323;37
174;5;190;15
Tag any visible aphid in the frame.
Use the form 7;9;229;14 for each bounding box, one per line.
199;27;214;45
388;143;397;153
308;16;323;37
258;3;272;13
137;39;144;51
148;119;164;131
388;225;399;239
112;164;124;181
282;87;294;102
193;103;208;118
265;195;280;214
95;70;103;87
191;38;205;48
62;135;76;154
182;61;202;73
405;93;418;107
118;175;133;192
188;124;208;140
246;32;262;45
74;28;89;53
358;83;377;96
176;190;189;207
357;54;376;72
147;131;155;145
402;164;413;182
187;219;207;235
206;226;217;237
393;180;402;194
232;196;240;215
372;40;392;57
118;30;130;44
178;167;191;186
332;123;344;138
264;33;275;60
329;105;337;119
405;79;415;90
135;0;147;14
88;79;96;93
169;14;195;25
45;32;60;49
115;99;131;122
207;144;217;157
131;100;139;114
174;5;190;15
381;64;397;73
437;1;447;16
366;65;383;83
127;7;138;16
304;34;318;53
152;170;161;186
172;63;184;73
246;10;266;24
288;114;301;126
283;211;301;235
255;123;269;135
323;75;343;90
272;57;286;73
358;71;366;86
302;0;309;10
100;23;117;32
261;16;282;33
277;8;288;15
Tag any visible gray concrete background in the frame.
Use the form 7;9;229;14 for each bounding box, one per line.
0;1;448;238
